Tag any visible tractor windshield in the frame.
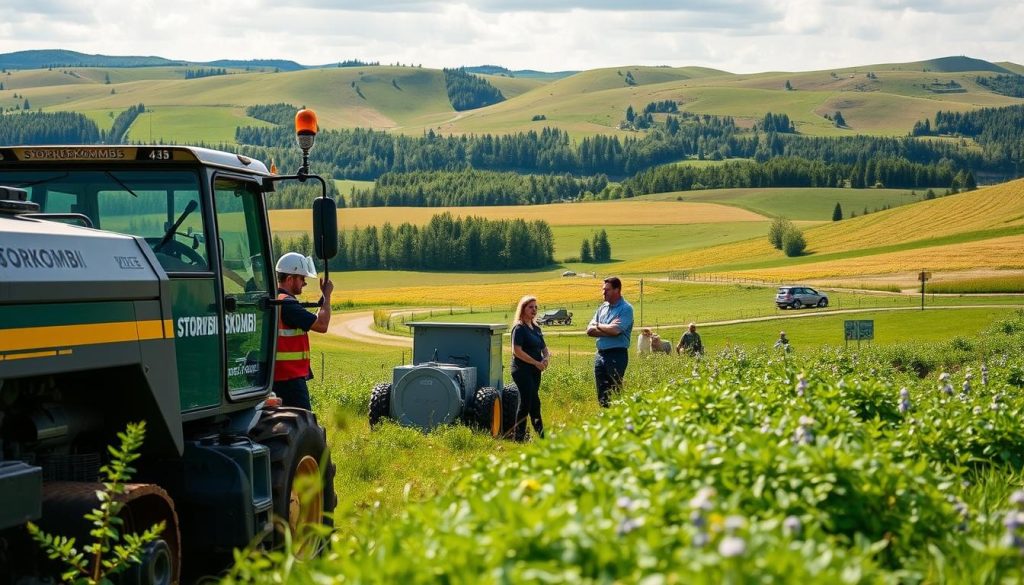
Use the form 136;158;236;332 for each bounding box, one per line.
0;169;208;272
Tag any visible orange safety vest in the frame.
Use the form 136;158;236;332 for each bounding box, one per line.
273;292;311;381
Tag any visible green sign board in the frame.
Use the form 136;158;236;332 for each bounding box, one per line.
844;320;875;341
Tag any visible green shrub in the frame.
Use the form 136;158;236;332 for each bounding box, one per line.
782;227;806;256
767;217;793;249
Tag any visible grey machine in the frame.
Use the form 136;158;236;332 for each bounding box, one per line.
369;322;520;438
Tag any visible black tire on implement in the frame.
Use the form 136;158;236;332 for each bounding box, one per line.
368;382;392;427
469;386;502;438
249;407;337;557
500;383;521;439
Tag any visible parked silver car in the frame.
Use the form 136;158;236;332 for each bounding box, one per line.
775;286;828;309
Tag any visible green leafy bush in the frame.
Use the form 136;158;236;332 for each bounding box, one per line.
782;227;806;256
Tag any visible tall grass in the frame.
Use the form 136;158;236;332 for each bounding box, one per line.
928;274;1024;294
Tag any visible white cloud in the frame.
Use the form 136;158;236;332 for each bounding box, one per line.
0;0;1020;72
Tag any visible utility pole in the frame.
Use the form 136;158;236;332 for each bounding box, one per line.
919;270;930;310
639;278;644;327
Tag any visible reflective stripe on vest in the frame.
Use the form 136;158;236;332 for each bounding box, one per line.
274;292;311;381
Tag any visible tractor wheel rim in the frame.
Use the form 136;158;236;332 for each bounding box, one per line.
289;455;323;557
491;400;502;437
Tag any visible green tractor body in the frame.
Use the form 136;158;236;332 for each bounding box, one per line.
0;142;338;583
370;322;520;438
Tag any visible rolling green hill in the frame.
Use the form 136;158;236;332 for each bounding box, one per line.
1;54;1022;145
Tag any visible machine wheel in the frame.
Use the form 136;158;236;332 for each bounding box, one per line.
792;300;803;309
818;298;828;308
565;317;572;326
470;387;502;438
368;382;392;427
249;408;337;558
40;483;181;585
500;383;521;439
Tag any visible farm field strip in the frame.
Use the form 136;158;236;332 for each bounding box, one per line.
269;199;767;231
640;186;926;221
728;234;1024;280
618;179;1024;275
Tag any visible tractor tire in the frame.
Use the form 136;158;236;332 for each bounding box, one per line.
565;317;572;326
249;407;337;558
500;383;521;439
469;386;502;438
368;382;392;427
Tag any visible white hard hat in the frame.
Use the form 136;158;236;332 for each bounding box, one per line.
276;252;318;278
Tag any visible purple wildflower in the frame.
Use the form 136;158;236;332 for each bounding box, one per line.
796;375;808;397
783;515;802;537
718;535;746;557
899;387;911;414
617;516;644;536
689;487;715;511
1009;490;1024;508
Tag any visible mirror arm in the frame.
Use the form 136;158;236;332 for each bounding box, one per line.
264;174;330;281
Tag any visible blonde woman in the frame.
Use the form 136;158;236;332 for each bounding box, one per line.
510;295;549;440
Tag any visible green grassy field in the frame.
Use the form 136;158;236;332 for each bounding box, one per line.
640;187;925;221
127;105;275;144
333;179;376;204
390;281;1024;333
552;222;768;262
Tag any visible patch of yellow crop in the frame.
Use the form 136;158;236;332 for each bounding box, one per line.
619;238;774;273
727;234;1024;280
269;200;766;232
617;179;1024;274
801;179;1024;254
327;277;666;307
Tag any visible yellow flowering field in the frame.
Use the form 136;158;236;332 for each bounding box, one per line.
618;179;1024;274
728;234;1024;280
798;179;1024;253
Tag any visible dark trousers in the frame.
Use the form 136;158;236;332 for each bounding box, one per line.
511;366;544;440
594;348;628;408
273;377;312;411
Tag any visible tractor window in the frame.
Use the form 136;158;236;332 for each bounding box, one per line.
212;178;270;296
3;169;208;273
213;177;273;394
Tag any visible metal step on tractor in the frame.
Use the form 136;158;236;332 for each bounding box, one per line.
368;322;521;439
1;109;341;584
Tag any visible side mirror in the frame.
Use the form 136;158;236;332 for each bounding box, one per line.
312;196;337;260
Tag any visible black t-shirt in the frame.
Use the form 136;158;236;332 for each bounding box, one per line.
278;289;317;332
511;323;546;371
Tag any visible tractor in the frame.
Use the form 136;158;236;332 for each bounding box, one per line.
368;322;521;438
0;110;339;583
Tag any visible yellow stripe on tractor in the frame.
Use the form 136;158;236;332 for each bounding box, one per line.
0;319;171;355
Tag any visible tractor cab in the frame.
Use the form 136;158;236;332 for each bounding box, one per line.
0;146;282;411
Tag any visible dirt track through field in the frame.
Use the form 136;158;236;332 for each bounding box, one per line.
328;304;1024;346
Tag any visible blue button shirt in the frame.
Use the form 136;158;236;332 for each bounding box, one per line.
590;298;634;351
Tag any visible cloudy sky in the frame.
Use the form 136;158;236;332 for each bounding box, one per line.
1;0;1021;73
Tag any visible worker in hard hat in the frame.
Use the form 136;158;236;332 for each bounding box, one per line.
272;252;334;410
